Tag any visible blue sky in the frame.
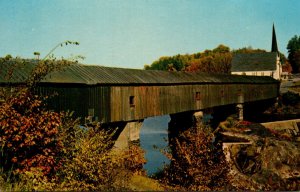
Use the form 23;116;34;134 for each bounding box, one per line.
0;0;299;69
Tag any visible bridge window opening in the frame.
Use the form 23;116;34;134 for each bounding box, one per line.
195;92;201;100
129;96;135;107
220;90;224;97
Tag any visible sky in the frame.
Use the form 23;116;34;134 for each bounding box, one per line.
0;0;300;69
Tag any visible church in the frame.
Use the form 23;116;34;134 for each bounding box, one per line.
231;25;282;80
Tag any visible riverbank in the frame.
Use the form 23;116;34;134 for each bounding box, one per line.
221;118;300;190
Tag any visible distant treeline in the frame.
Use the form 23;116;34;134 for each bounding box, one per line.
144;44;291;74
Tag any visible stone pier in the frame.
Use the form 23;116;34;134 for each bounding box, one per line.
113;120;144;150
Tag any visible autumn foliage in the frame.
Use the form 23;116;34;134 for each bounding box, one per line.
145;44;232;73
162;125;231;191
0;88;63;178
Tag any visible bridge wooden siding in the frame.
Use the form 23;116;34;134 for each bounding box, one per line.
1;61;280;123
35;85;110;122
110;83;278;122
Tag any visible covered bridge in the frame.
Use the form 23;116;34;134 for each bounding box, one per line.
0;61;280;123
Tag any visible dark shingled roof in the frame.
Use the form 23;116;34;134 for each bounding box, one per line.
231;52;278;72
0;59;278;85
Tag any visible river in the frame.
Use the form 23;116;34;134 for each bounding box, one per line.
139;111;300;176
140;115;170;176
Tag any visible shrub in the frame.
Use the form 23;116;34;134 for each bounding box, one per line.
124;144;147;175
162;125;230;190
0;89;63;180
56;126;132;191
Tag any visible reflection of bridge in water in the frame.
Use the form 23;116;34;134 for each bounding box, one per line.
1;62;280;148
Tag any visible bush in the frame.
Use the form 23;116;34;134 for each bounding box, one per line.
124;144;147;175
0;89;63;180
162;125;230;190
55;127;124;190
56;125;146;191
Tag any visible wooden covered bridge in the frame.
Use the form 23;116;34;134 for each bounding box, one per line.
1;62;279;122
1;61;280;148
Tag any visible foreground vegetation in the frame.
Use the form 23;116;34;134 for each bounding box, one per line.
156;125;232;191
0;56;148;190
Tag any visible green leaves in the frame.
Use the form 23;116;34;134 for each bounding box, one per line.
63;41;79;47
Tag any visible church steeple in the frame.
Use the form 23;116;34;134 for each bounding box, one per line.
271;23;279;53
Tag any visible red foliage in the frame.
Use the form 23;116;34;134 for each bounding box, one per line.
282;61;292;73
238;121;252;126
165;126;230;190
0;89;63;177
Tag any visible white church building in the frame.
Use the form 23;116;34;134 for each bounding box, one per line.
231;25;282;80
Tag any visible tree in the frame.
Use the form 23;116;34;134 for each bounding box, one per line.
145;45;232;74
232;46;266;54
184;45;232;73
287;35;300;73
213;44;230;53
144;55;188;71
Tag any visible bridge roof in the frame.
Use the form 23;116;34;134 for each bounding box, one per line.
0;59;278;85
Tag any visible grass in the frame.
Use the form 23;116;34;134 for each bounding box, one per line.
128;175;165;191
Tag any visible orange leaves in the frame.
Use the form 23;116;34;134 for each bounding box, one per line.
13;135;22;142
0;89;63;179
123;144;146;175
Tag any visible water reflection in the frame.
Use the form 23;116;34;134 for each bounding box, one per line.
140;115;170;176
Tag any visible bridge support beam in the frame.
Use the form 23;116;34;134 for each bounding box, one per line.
237;93;244;121
114;120;144;150
236;104;244;121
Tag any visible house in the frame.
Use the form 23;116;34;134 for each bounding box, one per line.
231;24;282;80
